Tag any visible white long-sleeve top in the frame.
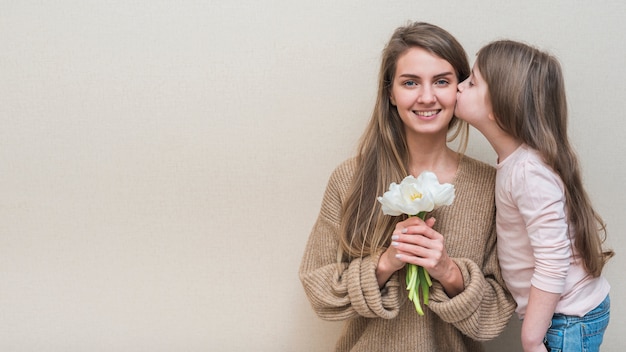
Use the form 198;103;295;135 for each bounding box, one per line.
495;144;610;319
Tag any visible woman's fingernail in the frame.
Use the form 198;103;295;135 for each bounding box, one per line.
391;235;399;240
391;241;398;247
401;228;408;234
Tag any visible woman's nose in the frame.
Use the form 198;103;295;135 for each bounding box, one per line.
418;86;436;104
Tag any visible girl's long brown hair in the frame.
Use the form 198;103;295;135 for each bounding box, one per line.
339;22;470;259
476;40;614;276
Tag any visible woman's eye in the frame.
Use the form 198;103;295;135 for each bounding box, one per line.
404;81;417;87
435;79;449;86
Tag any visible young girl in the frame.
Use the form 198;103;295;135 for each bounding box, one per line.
456;40;614;352
299;22;515;351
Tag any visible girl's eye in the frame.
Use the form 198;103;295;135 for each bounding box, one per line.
468;80;475;87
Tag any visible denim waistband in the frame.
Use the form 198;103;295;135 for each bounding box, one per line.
551;294;610;323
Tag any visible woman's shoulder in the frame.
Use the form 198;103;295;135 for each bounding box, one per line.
459;154;496;181
329;157;358;183
454;155;497;211
317;158;357;218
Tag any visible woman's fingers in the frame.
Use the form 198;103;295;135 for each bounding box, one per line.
392;235;436;259
391;217;446;272
395;216;436;235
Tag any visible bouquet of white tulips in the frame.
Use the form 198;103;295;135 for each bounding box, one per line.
377;171;455;315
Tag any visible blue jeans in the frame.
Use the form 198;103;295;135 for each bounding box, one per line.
544;295;610;352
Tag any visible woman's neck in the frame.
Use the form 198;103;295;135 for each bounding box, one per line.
406;136;459;183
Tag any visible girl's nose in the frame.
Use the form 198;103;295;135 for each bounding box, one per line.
457;80;466;92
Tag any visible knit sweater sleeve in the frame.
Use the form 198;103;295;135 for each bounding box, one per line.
428;240;515;340
299;160;402;321
426;157;516;341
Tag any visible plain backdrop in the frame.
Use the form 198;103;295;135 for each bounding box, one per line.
1;1;624;351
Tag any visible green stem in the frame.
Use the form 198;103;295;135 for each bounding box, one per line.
405;211;431;315
407;263;423;315
418;266;430;305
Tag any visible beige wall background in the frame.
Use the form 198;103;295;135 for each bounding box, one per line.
1;1;624;351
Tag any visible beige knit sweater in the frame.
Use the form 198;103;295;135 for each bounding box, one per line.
299;156;516;352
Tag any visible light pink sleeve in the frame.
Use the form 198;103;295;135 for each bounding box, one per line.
510;158;572;294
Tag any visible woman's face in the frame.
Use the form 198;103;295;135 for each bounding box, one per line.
389;47;459;139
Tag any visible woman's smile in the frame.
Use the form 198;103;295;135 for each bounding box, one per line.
413;109;441;120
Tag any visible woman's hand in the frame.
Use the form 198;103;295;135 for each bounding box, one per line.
380;216;464;296
376;216;435;287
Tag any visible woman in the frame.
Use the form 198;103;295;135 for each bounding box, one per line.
299;22;515;351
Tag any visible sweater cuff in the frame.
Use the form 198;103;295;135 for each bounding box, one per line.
427;257;484;323
346;251;401;319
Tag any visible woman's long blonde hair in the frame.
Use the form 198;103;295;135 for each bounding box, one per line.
339;22;470;259
476;40;614;276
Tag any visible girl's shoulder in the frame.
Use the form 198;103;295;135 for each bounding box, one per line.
508;146;559;179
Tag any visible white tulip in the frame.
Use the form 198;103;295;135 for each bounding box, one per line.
377;172;455;216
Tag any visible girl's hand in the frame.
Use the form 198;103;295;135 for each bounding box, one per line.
523;344;548;352
388;216;464;296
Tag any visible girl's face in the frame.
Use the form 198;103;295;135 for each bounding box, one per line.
390;47;458;139
455;64;493;129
